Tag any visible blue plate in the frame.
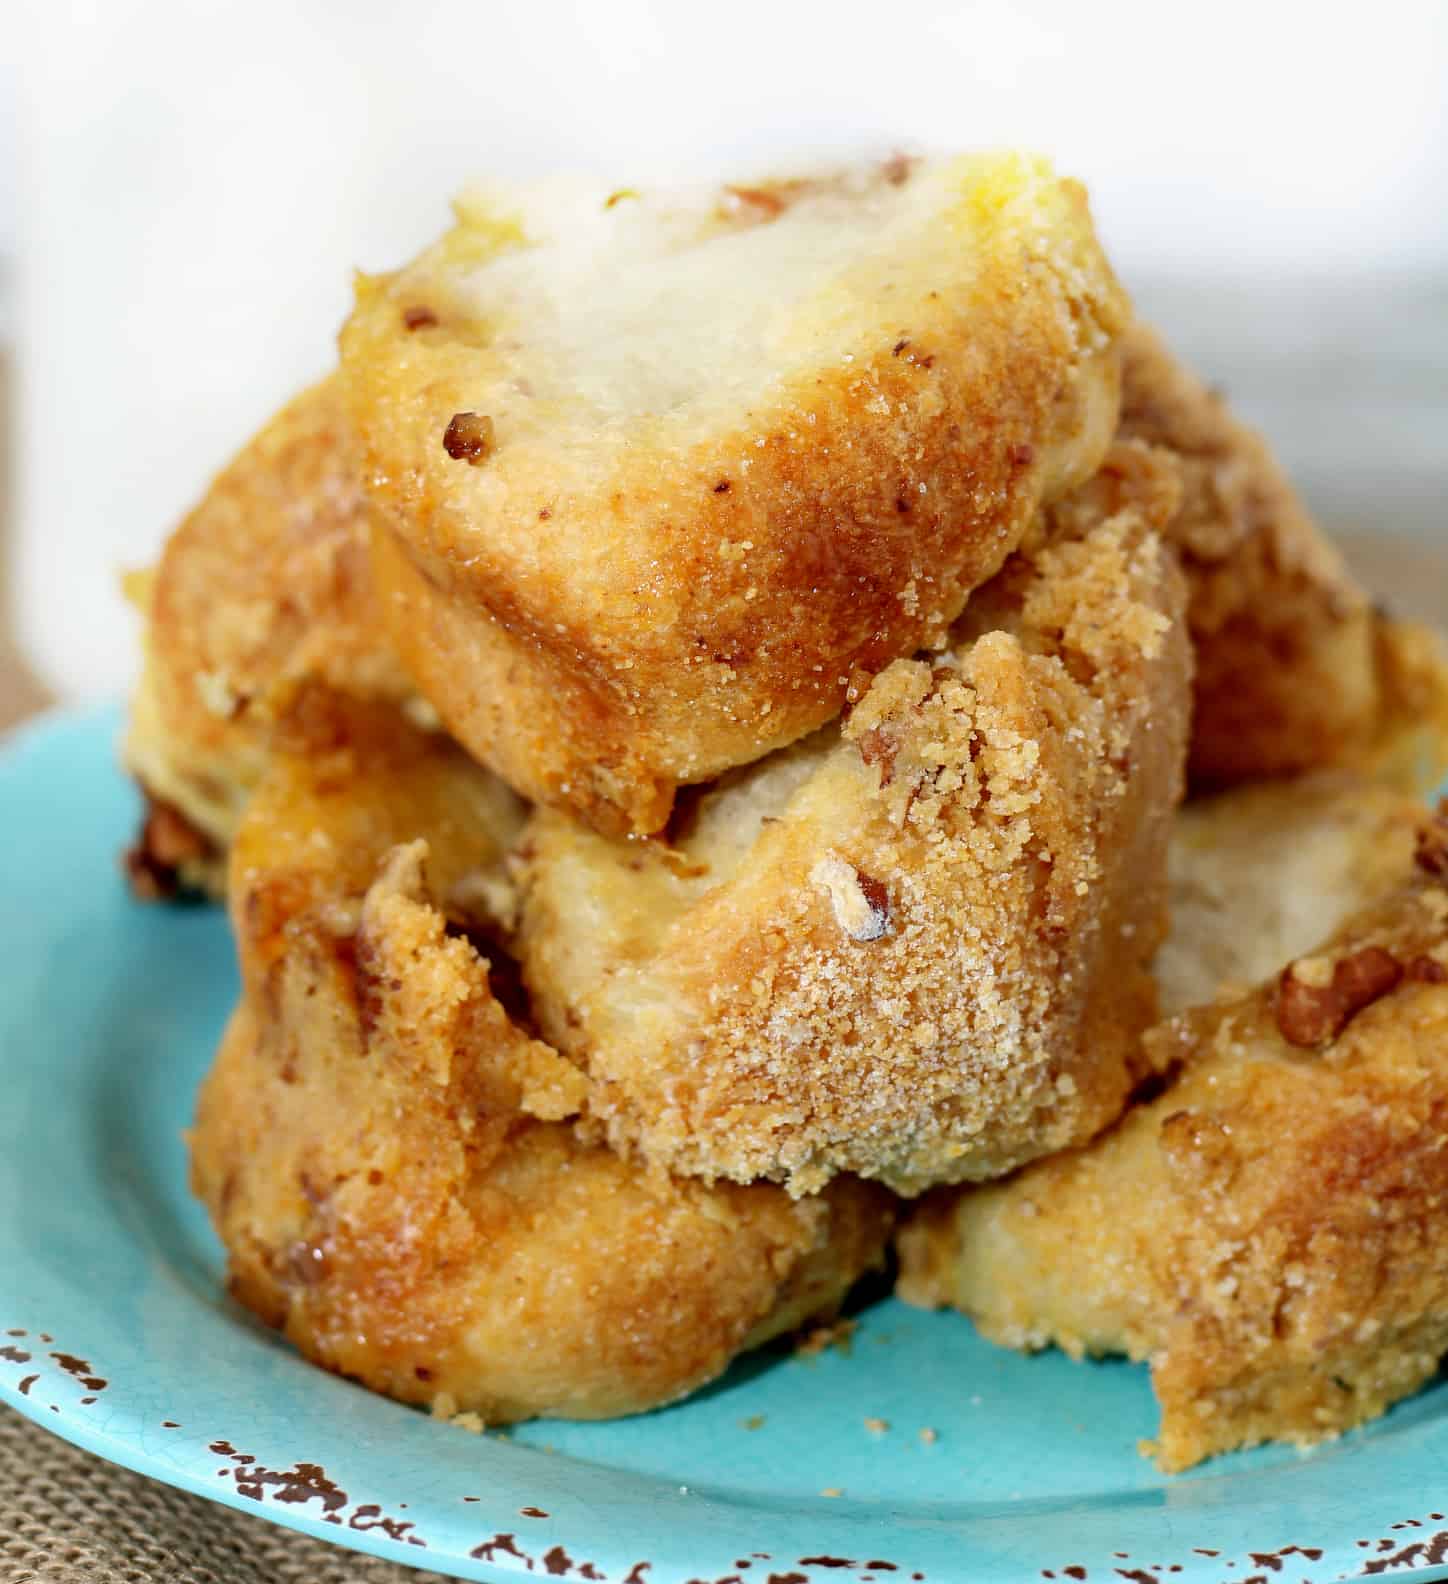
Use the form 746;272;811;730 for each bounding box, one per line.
4;705;1448;1584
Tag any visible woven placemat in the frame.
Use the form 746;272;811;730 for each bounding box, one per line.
0;1404;446;1584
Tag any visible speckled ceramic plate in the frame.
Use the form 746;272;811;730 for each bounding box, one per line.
5;706;1448;1584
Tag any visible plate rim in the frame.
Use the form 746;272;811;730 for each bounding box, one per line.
7;703;1448;1584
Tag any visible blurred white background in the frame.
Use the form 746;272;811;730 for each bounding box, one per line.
7;0;1447;699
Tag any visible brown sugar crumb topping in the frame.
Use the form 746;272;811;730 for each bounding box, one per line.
402;305;438;330
443;412;495;465
1277;945;1404;1047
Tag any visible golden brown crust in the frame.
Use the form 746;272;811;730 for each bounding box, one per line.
193;696;893;1424
124;378;418;860
898;776;1448;1470
344;156;1127;834
1118;322;1383;785
515;447;1190;1193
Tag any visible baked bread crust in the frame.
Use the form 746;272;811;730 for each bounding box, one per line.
1120;322;1448;793
898;776;1448;1470
516;446;1190;1194
124;378;417;858
344;155;1128;834
192;697;892;1424
1118;322;1382;785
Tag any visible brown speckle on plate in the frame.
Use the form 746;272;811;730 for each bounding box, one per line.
471;1534;532;1568
1361;1528;1448;1573
206;1437;427;1549
349;1504;421;1545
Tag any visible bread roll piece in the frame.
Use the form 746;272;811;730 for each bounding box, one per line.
898;776;1448;1470
343;153;1128;835
516;445;1190;1194
123;379;417;895
193;696;893;1425
1120;322;1382;785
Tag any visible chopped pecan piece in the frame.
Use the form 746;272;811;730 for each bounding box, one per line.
857;726;898;786
812;856;891;943
124;796;216;901
720;184;789;223
856;870;891;925
1416;805;1448;879
1276;945;1404;1048
843;665;875;709
443;412;495;465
